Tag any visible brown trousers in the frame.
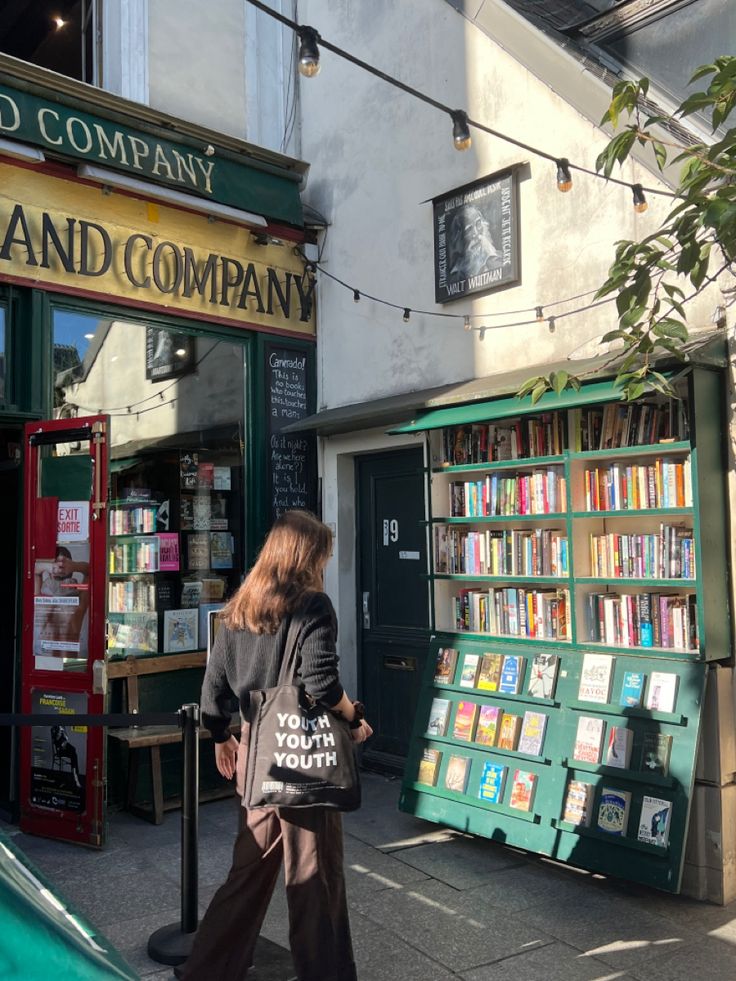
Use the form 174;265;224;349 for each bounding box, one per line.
178;728;358;981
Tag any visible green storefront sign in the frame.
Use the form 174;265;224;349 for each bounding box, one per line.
0;82;303;227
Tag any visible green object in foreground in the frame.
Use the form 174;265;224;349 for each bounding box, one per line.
0;832;137;980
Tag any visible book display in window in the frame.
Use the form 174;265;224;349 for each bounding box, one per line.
402;370;730;893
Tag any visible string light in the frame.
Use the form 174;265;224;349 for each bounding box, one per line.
548;316;556;333
535;306;544;323
297;26;321;77
244;0;676;202
451;110;472;151
632;184;648;213
403;308;411;323
464;316;472;331
478;327;487;341
556;159;573;192
353;289;360;303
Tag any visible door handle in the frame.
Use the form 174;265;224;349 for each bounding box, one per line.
362;592;370;629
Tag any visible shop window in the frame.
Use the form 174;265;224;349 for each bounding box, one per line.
0;0;101;85
0;306;5;404
50;308;246;665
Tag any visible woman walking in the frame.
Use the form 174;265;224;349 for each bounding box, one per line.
177;510;371;981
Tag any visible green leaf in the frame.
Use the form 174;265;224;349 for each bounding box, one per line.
531;382;547;405
678;92;716;117
516;376;543;399
654;318;688;341
653;142;667;169
689;63;718;84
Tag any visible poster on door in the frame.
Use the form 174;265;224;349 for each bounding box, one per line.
32;501;91;671
30;689;87;813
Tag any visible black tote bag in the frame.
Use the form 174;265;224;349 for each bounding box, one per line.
243;614;361;811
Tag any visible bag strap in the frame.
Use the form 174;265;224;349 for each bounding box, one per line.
276;611;304;687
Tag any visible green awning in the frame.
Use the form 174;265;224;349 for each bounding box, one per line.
390;378;627;433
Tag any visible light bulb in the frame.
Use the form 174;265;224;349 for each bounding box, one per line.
535;307;544;323
403;308;411;323
298;27;321;77
548;316;556;334
463;316;472;331
632;184;648;213
353;290;360;303
556;159;573;193
451;111;471;151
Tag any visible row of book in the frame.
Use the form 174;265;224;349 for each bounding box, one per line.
108;538;160;574
419;750;539;812
441;416;567;466
452;586;570;640
588;527;695;580
569;400;687;453
448;469;566;517
108;578;157;614
584;591;697;650
583;458;691;511
563;781;672;847
572;714;673;775
577;651;679;713
435;527;569;578
427;695;549;757
109;504;159;536
434;647;560;700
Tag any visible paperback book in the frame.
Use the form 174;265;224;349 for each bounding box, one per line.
433;647;458;686
426;697;452;738
637;795;672;847
619;671;646;708
645;672;679;713
496;712;522;751
597;786;632;836
417;748;442;787
187;532;210;571
578;653;615;704
459;652;481;688
562;780;594;827
605;726;633;769
639;732;673;776
478;761;507;803
517;711;548;757
474;704;501;746
477;653;504;691
509;769;537;811
453;701;479;742
527;653;560;700
498;654;524;695
163;608;198;653
572;716;605;764
444;755;471;793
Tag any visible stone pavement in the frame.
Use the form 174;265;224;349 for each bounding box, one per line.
4;771;736;980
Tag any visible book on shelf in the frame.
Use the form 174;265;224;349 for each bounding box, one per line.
527;653;560;700
562;780;594;827
180;580;202;609
193;496;212;531
452;701;479;742
198;462;214;488
619;671;646;708
213;466;231;490
154;578;176;611
107;612;158;653
645;672;679;713
156;532;180;571
180;451;198;490
210;531;234;569
444;754;471;793
637;796;672;848
180;495;195;531
496;712;522;751
596;786;632;836
584;592;697;650
478;761;507;803
509;769;537;811
639;732;673;776
452;586;570;640
475;704;501;746
605;726;634;769
200;577;227;602
517;711;548;756
426;697;452;738
417;748;442;787
577;653;614;704
209;493;229;531
187;533;210;571
477;653;504;691
499;654;524;694
572;716;605;764
163;608;199;653
199;602;224;647
433;647;458;685
459;652;481;688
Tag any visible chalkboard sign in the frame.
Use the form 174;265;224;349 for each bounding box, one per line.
265;345;317;518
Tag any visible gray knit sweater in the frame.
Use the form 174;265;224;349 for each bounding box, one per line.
200;591;344;743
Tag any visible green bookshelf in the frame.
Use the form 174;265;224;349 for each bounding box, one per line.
397;367;730;893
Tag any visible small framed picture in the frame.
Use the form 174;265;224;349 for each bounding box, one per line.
433;167;520;303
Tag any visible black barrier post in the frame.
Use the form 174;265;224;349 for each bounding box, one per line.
147;703;200;966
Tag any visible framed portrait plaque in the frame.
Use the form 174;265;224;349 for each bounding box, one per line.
433;168;520;303
145;327;196;381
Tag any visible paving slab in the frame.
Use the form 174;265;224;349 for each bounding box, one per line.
461;940;639;981
388;833;527;890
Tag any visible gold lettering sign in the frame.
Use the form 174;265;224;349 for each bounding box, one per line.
0;162;315;336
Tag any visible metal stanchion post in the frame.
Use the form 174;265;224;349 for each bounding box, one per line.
148;703;200;966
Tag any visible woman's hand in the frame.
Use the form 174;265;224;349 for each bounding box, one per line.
215;735;239;779
351;719;373;744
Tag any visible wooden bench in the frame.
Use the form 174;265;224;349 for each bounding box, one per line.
107;652;238;824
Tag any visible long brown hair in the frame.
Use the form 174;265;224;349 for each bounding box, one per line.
222;510;332;634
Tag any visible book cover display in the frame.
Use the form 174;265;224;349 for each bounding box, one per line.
527;653;560;699
477;653;504;691
605;726;633;769
563;780;594;827
496;713;521;751
434;647;458;685
645;672;679;713
453;701;479;742
640;733;673;776
418;748;442;787
597;787;632;836
459;653;481;688
509;770;537;811
619;671;646;708
517;711;548;756
638;796;672;848
444;755;471;793
163;608;198;653
578;653;615;704
475;704;501;746
426;698;451;737
573;716;605;764
499;654;524;694
478;761;507;803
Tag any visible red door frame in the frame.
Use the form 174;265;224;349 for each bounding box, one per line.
19;416;108;846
